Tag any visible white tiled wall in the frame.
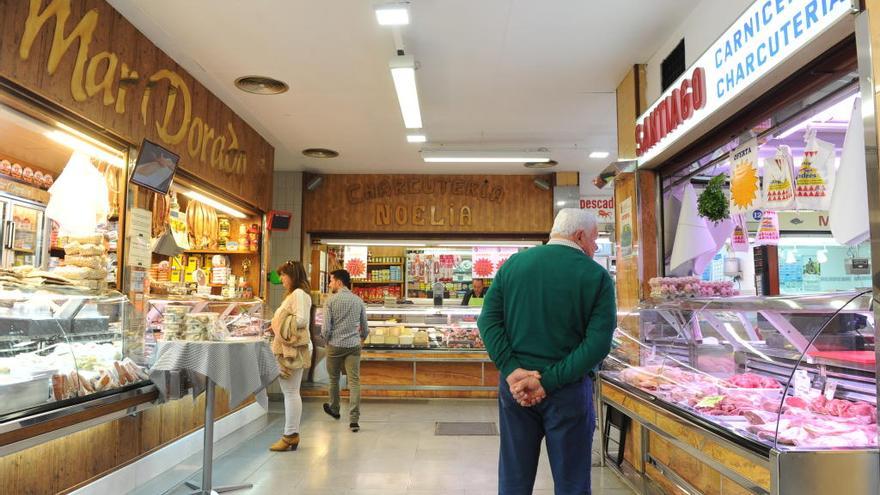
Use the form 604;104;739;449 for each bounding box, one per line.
268;171;303;312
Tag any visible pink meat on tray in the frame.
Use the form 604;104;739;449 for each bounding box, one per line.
724;372;782;389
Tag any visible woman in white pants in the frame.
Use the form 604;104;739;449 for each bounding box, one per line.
269;261;313;451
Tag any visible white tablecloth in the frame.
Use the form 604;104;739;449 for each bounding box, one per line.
149;340;280;409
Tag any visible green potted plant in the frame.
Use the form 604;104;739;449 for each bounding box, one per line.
697;175;729;223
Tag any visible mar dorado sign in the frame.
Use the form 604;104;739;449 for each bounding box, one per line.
636;0;855;166
0;0;275;211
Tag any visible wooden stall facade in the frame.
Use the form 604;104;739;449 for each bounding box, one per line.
0;1;275;492
302;173;554;398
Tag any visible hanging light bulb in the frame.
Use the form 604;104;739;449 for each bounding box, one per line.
785;250;797;264
817;248;828;264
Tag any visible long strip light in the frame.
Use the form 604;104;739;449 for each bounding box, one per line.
375;2;410;25
324;240;427;247
389;55;422;129
45;130;125;168
421;149;551;163
179;189;248;218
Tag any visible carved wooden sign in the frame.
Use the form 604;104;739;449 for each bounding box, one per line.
0;0;274;210
303;174;553;234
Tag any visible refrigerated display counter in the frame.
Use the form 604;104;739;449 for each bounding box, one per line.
599;292;879;495
356;306;498;398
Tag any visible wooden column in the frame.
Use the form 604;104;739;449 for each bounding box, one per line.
613;65;657;365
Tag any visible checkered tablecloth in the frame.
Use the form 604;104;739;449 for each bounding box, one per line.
149;340;280;409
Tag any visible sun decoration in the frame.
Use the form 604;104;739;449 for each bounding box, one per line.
345;258;366;278
731;161;760;210
473;258;495;277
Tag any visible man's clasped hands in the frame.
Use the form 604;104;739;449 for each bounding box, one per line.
506;368;546;407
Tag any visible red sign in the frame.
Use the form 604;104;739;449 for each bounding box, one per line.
636;67;707;156
579;196;615;224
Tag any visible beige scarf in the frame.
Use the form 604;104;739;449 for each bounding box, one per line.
270;307;311;378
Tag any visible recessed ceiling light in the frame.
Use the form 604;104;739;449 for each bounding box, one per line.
524;159;557;169
589;151;610;159
234;76;289;95
407;134;427;143
375;2;410;25
556;201;566;206
302;148;339;158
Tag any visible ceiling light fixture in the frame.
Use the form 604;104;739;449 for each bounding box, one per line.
375;2;410;25
45;130;125;168
589;151;610;159
407;134;427;143
234;76;289;95
389;55;422;129
179;189;248;219
323;240;427;247
302;148;339;158
524;159;557;169
421;150;551;163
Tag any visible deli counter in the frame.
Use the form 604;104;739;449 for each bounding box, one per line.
336;305;498;398
0;288;155;454
599;292;879;495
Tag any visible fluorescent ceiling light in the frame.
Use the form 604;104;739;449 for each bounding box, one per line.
589;151;610;159
324;240;426;247
556;201;566;206
436;242;540;248
407;134;426;143
375;3;410;25
389;55;422;129
179;189;248;218
421;150;551;163
45;130;125;168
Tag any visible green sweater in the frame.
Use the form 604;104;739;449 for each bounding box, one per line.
477;243;616;393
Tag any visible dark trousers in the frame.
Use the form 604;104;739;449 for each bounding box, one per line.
498;377;595;495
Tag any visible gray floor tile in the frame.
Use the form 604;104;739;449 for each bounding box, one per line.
128;399;634;495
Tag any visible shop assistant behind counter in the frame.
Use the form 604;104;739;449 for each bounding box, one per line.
461;279;488;306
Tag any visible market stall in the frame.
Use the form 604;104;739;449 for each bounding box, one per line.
302;173;554;397
0;1;275;492
604;1;880;494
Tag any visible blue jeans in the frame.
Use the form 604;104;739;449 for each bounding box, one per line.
498;377;595;495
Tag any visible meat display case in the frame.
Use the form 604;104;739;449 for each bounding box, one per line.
0;288;155;454
598;292;879;495
343;306;497;397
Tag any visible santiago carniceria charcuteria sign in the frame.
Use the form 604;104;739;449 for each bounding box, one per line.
636;0;855;165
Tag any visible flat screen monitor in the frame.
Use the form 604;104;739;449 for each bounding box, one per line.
130;139;180;195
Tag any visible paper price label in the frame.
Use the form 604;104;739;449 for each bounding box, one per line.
823;378;838;401
794;370;812;397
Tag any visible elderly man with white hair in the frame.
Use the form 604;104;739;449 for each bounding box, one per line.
478;208;616;495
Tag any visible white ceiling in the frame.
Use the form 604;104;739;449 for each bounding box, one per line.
109;0;701;175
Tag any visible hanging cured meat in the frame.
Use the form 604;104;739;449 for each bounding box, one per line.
186;200;220;249
151;192;171;238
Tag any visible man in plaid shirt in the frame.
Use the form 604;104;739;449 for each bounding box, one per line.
321;269;369;432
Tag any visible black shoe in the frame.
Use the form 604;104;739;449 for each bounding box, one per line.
323;403;340;420
350;423;360;432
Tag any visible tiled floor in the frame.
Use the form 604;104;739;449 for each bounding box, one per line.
129;398;635;495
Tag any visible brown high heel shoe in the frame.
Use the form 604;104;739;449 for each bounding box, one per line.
269;433;300;451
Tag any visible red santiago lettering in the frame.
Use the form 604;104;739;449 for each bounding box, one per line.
580;198;615;209
636;67;707;157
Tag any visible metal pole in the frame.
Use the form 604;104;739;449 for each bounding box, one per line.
854;9;880;456
202;380;215;494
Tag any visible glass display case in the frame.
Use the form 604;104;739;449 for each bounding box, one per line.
599;292;879;494
144;297;265;350
0;288;149;422
363;306;483;350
